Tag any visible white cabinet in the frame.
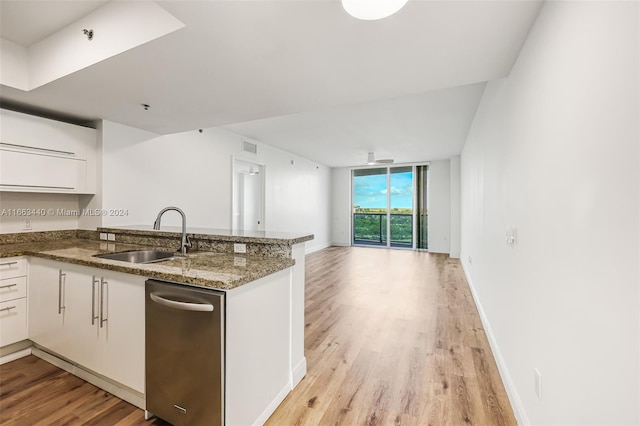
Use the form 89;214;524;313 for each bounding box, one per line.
28;258;65;352
0;109;96;194
28;258;145;392
0;257;28;347
99;269;145;392
0;150;88;193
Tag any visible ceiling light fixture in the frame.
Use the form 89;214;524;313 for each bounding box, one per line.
342;0;409;20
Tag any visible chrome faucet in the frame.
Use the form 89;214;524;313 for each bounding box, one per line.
153;206;192;254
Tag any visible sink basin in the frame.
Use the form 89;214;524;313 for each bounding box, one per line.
94;250;176;264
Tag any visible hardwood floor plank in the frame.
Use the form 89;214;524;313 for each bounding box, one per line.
268;247;515;426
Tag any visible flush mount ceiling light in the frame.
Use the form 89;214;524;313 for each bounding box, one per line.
342;0;409;20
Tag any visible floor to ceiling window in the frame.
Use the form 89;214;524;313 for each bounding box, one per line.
353;168;388;246
352;165;428;249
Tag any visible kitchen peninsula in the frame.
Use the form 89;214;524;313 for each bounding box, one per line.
0;226;313;425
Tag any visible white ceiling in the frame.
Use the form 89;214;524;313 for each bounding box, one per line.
0;0;543;167
0;1;108;46
224;82;486;167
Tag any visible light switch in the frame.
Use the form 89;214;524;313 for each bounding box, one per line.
234;243;247;254
100;233;108;240
107;233;116;241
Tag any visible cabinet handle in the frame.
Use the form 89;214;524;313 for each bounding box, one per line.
0;284;17;289
0;306;16;312
0;261;18;267
100;277;108;328
91;276;99;326
58;270;66;314
0;142;75;156
0;184;75;190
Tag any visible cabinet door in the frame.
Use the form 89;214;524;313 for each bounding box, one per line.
0;150;87;193
99;270;145;392
0;109;92;160
60;266;101;372
28;258;65;352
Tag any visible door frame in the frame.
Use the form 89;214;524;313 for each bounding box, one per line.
231;156;265;232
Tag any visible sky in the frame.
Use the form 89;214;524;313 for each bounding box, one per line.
353;171;413;209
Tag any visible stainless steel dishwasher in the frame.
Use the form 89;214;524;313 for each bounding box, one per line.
145;279;225;426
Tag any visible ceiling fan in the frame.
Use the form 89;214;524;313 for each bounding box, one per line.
367;152;394;165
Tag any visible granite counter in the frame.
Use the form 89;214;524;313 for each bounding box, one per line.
0;238;294;290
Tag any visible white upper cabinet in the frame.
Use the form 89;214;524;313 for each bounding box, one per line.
0;109;92;159
0;109;97;194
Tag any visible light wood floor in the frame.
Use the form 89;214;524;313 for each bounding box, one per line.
0;247;515;426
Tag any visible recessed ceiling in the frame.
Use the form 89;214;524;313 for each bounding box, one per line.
0;1;108;46
0;0;543;166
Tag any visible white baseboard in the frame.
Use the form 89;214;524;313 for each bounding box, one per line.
460;261;530;426
252;381;292;426
291;356;307;388
0;347;32;365
31;347;145;410
306;241;331;254
330;241;350;247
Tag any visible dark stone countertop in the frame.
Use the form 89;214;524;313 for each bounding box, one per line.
0;238;294;290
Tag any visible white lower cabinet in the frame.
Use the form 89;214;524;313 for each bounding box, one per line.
0;257;29;347
0;298;28;345
28;258;145;392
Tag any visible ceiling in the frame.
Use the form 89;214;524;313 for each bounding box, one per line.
0;0;543;167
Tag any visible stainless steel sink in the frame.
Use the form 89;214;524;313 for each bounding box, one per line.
94;250;177;264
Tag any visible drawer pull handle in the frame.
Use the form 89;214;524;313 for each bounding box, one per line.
0;184;75;190
0;262;18;267
0;306;16;312
0;284;18;289
0;142;75;156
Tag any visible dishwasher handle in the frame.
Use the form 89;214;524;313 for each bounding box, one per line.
150;292;214;312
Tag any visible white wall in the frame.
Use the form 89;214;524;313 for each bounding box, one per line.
101;121;331;253
331;167;351;246
449;155;461;258
427;159;451;253
460;2;639;425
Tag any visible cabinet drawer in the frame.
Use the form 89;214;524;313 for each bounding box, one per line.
0;258;27;279
0;298;28;347
0;276;27;302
